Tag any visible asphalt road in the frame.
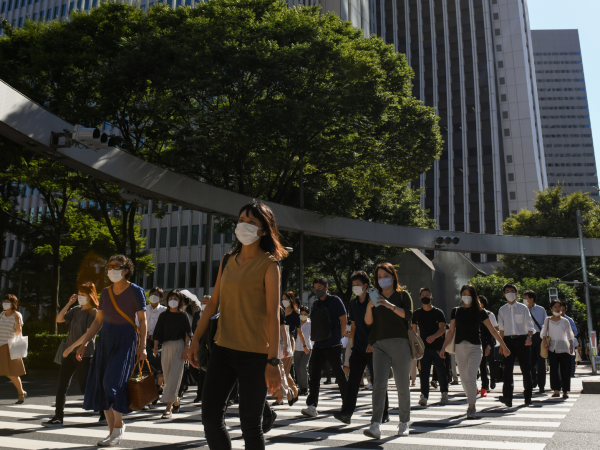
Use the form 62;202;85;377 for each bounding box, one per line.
1;365;599;449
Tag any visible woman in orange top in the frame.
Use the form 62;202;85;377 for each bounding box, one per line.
190;200;284;450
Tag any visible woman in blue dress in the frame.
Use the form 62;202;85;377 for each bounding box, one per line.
76;254;148;447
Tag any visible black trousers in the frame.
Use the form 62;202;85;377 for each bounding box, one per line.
342;349;388;416
502;335;533;402
529;334;546;389
420;349;448;397
306;346;347;408
479;346;497;390
549;351;571;393
202;345;267;450
55;354;91;419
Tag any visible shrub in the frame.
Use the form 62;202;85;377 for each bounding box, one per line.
23;332;67;370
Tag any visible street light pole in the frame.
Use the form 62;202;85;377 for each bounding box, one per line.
299;150;305;307
576;210;597;374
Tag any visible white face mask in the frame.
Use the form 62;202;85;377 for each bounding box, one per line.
235;222;262;245
78;295;88;306
378;277;393;289
107;269;124;283
168;300;179;309
461;295;472;305
149;295;160;304
300;315;308;322
553;310;562;316
352;286;365;296
282;300;290;308
2;302;11;311
505;292;517;303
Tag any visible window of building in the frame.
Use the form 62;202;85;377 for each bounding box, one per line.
7;240;14;257
499;77;505;85
189;261;198;288
149;228;157;249
506;155;513;163
180;225;188;247
509;192;516;200
493;12;499;20
496;44;502;52
492;0;498;4
498;61;504;69
167;263;176;288
157;263;165;287
178;262;186;288
501;94;507;102
159;227;167;248
504;128;511;137
213;231;222;245
224;228;233;244
191;224;199;246
1;2;6;14
508;173;515;182
502;111;509;119
211;260;220;287
495;28;501;36
169;226;177;247
511;210;517;214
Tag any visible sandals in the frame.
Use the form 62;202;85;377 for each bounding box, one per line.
161;411;173;420
16;391;27;404
172;400;181;414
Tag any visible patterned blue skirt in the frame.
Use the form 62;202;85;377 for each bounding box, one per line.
83;322;138;414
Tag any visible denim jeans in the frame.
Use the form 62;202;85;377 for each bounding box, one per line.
202;345;268;450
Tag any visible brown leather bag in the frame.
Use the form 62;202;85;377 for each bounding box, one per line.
127;359;158;410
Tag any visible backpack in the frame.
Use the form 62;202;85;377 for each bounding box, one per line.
310;298;333;342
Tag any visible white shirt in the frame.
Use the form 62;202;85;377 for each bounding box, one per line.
487;311;498;328
146;303;167;335
541;317;574;354
296;319;313;351
498;301;535;336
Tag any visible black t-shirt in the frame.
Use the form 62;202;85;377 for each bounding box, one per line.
285;310;301;340
154;311;192;344
451;306;489;346
279;307;285;325
348;296;370;353
368;290;413;346
412;306;446;350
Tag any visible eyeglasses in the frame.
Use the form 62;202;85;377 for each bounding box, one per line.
107;265;124;271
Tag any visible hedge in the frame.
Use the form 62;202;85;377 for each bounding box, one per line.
23;333;67;370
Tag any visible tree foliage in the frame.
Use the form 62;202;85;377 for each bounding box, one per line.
0;0;441;217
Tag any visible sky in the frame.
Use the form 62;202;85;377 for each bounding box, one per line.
527;0;600;164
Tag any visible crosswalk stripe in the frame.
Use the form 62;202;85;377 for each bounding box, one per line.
0;436;125;450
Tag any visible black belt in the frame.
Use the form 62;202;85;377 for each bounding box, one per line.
505;334;528;339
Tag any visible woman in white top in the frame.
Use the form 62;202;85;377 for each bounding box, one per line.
541;300;574;398
293;306;312;396
0;294;26;403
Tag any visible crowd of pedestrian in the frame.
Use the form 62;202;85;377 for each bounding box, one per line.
1;200;591;449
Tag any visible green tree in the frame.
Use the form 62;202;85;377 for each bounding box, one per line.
0;0;441;217
497;185;600;334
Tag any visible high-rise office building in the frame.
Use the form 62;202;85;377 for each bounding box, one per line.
531;29;597;197
370;0;547;262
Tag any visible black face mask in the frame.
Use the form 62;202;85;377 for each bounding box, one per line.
420;297;431;305
315;289;327;298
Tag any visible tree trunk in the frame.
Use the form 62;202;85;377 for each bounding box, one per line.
127;202;137;275
51;242;60;334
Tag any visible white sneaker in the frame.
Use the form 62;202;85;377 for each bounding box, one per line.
397;422;410;436
418;394;427;406
97;434;112;446
363;422;381;439
441;392;449;404
366;382;373;390
301;405;318;417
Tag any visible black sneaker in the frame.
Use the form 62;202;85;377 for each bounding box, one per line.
99;411;107;423
524;399;533;406
498;396;512;408
538;388;545;394
193;396;202;403
42;417;63;428
324;379;332;385
332;411;351;424
382;413;390;424
263;409;277;433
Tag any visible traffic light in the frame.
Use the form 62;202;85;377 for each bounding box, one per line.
70;125;120;151
434;236;461;249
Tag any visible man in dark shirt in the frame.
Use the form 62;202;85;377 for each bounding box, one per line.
302;277;348;418
412;287;449;406
333;271;389;424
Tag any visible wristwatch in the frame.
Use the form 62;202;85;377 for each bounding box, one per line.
267;357;280;367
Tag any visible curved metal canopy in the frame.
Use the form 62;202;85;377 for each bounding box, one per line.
1;79;597;257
